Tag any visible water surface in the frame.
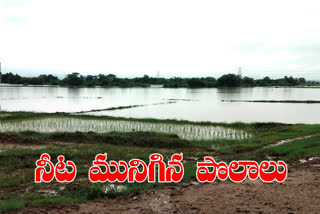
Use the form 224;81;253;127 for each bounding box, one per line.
1;85;320;124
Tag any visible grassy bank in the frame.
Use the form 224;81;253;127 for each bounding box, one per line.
0;111;320;212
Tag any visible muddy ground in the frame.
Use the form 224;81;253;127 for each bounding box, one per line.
12;162;320;214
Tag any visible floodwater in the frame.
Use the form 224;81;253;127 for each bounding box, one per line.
1;85;320;124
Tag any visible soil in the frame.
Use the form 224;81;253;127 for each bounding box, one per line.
2;132;319;213
12;161;320;214
0;133;42;145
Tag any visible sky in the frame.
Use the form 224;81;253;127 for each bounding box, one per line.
0;0;320;79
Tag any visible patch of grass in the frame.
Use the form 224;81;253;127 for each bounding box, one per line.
213;123;320;155
48;131;191;149
261;135;320;161
0;200;25;212
86;184;106;200
0;169;34;188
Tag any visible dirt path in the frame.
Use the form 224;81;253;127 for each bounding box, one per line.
13;163;320;214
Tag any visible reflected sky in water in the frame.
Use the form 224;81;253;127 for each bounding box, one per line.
1;86;320;124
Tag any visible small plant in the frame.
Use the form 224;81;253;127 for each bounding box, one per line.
87;184;105;200
0;200;25;212
86;184;125;200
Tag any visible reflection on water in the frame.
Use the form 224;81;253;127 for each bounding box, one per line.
1;85;320;123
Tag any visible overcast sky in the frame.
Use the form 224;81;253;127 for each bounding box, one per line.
0;0;320;79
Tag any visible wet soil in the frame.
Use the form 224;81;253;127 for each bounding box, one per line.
0;133;42;145
0;133;88;150
12;162;320;214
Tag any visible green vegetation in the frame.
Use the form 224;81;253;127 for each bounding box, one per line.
1;111;320;212
0;116;252;140
0;200;25;212
1;72;318;88
0;111;252;129
0;128;202;212
262;135;320;161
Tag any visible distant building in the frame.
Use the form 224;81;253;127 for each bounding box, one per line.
238;67;242;78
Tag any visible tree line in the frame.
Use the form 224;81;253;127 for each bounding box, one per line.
0;72;317;88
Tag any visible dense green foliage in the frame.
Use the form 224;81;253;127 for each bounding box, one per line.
1;72;317;88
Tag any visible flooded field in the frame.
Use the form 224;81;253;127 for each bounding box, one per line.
0;117;251;140
1;85;320;123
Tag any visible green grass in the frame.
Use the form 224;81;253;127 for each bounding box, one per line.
0;130;202;212
213;123;320;155
0;110;253;129
0;169;34;188
1;111;320;212
48;131;192;148
0;116;252;141
0;200;25;212
262;135;320;161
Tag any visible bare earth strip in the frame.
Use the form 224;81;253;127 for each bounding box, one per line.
13;164;320;214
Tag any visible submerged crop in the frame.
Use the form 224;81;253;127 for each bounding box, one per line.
0;117;252;140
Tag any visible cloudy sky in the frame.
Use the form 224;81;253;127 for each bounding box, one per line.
0;0;319;79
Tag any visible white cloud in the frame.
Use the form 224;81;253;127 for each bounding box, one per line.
1;0;320;79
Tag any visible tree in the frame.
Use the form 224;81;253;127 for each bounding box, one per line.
63;73;84;86
241;77;255;87
38;74;59;85
298;78;306;84
188;78;206;88
106;74;117;80
2;72;22;84
284;76;298;86
217;74;241;87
